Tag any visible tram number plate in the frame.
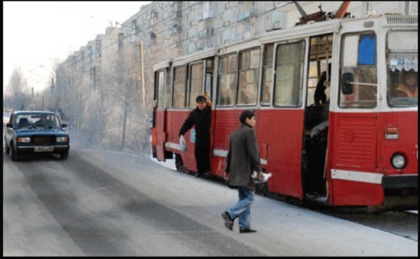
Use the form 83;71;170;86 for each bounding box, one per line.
34;146;53;152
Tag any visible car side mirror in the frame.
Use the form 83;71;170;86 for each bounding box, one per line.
6;122;13;128
342;72;354;95
61;123;68;128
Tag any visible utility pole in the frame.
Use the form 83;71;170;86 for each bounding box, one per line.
139;42;146;108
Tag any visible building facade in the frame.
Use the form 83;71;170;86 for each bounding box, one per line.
55;1;417;151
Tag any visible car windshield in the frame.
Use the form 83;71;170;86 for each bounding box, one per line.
14;113;61;128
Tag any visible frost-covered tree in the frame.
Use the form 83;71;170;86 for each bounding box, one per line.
102;45;140;150
4;67;30;110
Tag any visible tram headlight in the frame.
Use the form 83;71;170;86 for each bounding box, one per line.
391;153;406;169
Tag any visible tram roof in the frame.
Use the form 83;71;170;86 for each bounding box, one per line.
171;48;217;67
260;14;417;44
153;59;172;71
260;18;338;44
152;14;417;72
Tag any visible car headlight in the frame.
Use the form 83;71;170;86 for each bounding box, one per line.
56;136;69;142
17;137;31;143
391;153;406;169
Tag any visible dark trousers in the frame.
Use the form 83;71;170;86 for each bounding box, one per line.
195;138;210;174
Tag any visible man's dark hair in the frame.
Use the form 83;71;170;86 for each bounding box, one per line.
239;109;255;123
196;95;206;103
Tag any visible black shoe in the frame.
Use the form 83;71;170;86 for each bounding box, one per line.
221;211;233;231
239;227;257;233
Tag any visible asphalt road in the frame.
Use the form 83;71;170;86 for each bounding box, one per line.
2;134;418;256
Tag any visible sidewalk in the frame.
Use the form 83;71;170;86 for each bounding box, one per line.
147;156;418;256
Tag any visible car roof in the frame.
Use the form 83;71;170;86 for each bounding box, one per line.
12;110;58;115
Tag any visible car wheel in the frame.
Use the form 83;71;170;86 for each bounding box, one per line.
60;151;69;160
11;144;19;161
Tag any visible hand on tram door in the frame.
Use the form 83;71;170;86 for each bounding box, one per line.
179;135;187;151
252;171;271;182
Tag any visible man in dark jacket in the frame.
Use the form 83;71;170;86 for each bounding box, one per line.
314;63;331;106
221;109;263;233
179;95;212;177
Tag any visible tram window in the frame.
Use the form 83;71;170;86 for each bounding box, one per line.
387;30;418;107
387;65;418;107
217;54;237;106
339;67;377;108
164;72;171;108
274;41;305;107
157;70;165;108
206;59;213;72
358;34;376;65
307;61;319;105
238;48;261;105
261;68;273;104
339;32;377;108
173;66;187;108
205;73;212;100
189;63;204;108
205;59;214;101
261;44;274;105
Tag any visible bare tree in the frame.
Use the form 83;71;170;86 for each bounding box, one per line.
4;67;30;110
44;57;63;112
102;45;142;150
54;63;89;130
43;56;111;148
84;89;113;146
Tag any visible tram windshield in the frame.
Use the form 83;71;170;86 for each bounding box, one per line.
387;31;418;107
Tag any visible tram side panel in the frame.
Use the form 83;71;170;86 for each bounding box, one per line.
380;111;418;174
212;109;243;178
256;109;305;200
212;108;306;199
155;109;167;161
166;110;197;172
328;112;382;206
380;111;418;209
328;111;418;208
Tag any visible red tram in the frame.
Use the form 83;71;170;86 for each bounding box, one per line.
151;14;418;210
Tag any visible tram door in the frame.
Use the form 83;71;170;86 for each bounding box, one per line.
154;69;169;161
259;40;307;199
302;34;333;196
329;29;380;206
180;58;214;171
